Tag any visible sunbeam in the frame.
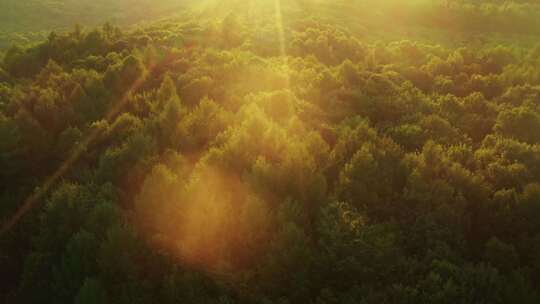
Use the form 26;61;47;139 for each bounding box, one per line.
0;61;152;236
273;0;291;88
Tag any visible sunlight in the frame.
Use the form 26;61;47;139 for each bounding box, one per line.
135;164;272;273
1;62;150;236
273;0;286;59
3;0;540;301
273;0;291;88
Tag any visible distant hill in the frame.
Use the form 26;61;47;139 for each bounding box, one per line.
2;0;540;49
0;0;198;48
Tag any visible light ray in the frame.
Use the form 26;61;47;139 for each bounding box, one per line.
274;0;291;88
0;63;152;236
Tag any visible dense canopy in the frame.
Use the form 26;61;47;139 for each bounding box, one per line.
1;1;540;303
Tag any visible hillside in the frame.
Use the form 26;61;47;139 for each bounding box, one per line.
1;1;540;303
0;0;198;48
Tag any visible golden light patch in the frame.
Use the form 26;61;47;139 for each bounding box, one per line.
136;163;273;273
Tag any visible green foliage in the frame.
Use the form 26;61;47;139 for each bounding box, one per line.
75;278;108;304
495;106;540;144
103;55;147;95
2;1;540;303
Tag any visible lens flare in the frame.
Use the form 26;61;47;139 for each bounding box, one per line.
136;163;273;273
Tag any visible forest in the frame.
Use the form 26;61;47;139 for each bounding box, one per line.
1;0;540;303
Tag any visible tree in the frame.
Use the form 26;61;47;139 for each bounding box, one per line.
104;55;146;95
495;106;540;144
75;278;108;304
